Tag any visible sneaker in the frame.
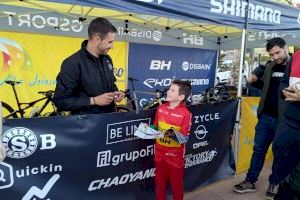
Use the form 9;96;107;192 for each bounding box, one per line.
264;184;279;200
233;180;256;193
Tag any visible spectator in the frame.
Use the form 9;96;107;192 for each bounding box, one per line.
233;37;291;200
271;50;300;199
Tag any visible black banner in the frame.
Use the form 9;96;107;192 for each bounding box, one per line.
0;100;237;199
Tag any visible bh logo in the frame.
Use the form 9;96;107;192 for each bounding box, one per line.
2;127;56;159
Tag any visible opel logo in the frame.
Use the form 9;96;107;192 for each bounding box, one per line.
194;125;208;140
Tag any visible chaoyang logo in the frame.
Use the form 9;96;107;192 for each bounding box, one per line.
210;0;281;24
136;0;164;5
2;127;57;159
117;27;162;41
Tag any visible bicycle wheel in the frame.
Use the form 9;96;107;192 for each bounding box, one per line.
115;105;132;112
1;102;18;118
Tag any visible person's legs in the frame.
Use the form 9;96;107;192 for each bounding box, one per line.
234;114;277;194
246;114;277;183
169;165;184;200
274;181;295;200
271;121;300;185
155;161;169;200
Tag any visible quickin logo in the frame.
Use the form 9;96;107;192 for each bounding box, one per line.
0;162;14;190
136;0;164;5
22;174;60;200
2;127;38;159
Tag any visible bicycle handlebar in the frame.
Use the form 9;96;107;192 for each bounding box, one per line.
38;90;54;98
5;80;22;85
128;77;138;82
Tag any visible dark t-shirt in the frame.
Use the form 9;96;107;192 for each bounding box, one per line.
263;64;286;118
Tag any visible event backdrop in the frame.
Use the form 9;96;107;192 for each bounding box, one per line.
0;31;127;116
128;43;217;107
0;100;237;199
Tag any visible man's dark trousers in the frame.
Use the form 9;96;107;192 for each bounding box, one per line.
246;113;279;184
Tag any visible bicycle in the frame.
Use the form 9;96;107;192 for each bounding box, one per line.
115;77;166;113
1;80;59;118
190;84;237;105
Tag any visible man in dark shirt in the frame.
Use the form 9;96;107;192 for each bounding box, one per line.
273;50;300;200
53;17;124;115
233;37;290;200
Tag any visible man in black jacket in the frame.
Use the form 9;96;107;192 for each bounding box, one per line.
272;50;300;199
54;17;124;115
233;37;290;200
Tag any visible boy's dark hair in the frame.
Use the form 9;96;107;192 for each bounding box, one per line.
172;80;191;101
266;37;286;52
88;17;117;39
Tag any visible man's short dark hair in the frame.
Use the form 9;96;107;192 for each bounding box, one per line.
172;80;191;101
88;17;117;39
266;37;286;52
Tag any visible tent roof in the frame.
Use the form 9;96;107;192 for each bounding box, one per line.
1;0;300;49
0;0;241;37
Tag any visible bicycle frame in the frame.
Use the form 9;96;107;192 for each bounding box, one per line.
5;96;50;118
5;81;54;118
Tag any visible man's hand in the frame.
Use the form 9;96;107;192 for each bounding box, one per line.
283;87;300;102
165;128;175;137
0;141;6;162
93;92;114;106
113;91;125;103
247;74;258;84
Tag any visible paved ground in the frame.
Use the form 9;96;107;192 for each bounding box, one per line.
185;165;271;200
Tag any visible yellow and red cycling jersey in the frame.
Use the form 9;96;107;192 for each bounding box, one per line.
153;102;191;168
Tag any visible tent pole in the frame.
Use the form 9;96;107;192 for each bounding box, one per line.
233;29;246;171
215;37;221;86
234;0;249;172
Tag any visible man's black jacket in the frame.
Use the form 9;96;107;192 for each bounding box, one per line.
53;40;118;115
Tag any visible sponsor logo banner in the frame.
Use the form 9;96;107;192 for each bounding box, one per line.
1;101;237;199
128;43;217;107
